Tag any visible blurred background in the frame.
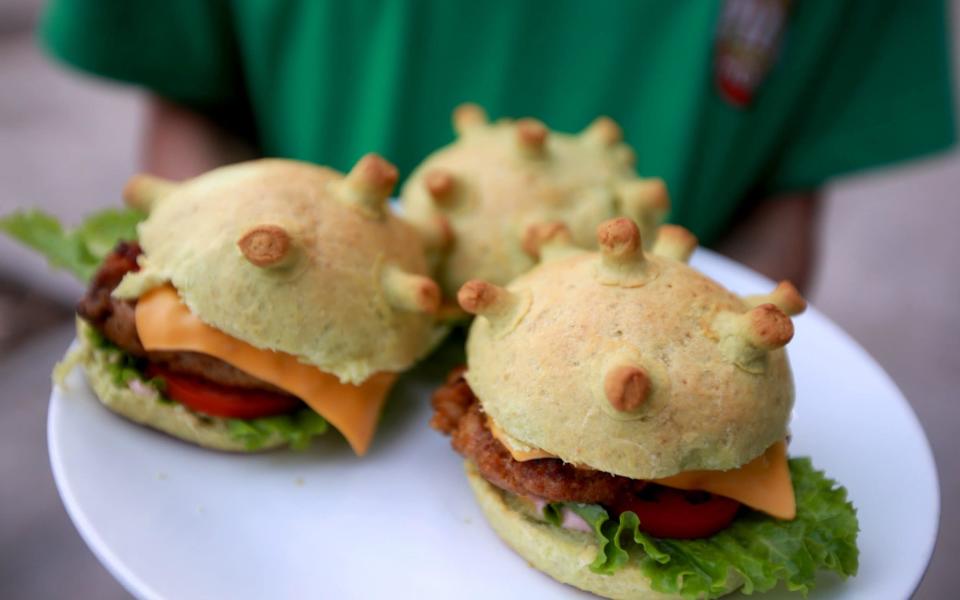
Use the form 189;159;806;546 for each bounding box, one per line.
1;1;958;598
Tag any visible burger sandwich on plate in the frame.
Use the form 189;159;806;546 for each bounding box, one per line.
432;217;859;599
7;155;442;454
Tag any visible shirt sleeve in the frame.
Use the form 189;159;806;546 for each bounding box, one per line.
39;0;243;110
767;0;955;191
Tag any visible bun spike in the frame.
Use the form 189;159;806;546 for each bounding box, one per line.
745;281;807;317
521;221;574;260
617;178;670;244
595;218;653;286
457;280;511;315
604;365;651;413
238;225;293;268
424;169;457;205
618;178;670;212
742;303;794;350
652;225;698;263
425;214;454;251
515;118;549;158
615;146;636;167
339;153;398;218
582;116;623;147
453;103;488;136
381;265;440;314
599;217;641;260
123;174;177;212
457;280;531;336
715;303;794;372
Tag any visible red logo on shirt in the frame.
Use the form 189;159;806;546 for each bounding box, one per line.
714;0;792;108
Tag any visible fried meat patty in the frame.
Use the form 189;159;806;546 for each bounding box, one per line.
78;242;291;394
431;368;642;504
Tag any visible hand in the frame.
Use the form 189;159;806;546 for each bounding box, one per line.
710;192;820;293
141;97;258;180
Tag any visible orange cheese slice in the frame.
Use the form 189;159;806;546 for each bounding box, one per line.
491;418;795;520
134;285;395;455
487;417;554;461
654;440;795;520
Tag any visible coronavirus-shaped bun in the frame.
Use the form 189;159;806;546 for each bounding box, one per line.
401;105;670;298
116;156;441;384
460;217;805;479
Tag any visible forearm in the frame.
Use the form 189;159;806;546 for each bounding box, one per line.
141;97;258;180
711;192;820;293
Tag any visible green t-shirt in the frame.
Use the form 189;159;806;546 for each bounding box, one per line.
41;0;954;244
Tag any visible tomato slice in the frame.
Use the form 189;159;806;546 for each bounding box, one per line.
144;364;302;420
613;486;741;539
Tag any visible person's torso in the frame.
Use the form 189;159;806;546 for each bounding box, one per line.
230;0;838;242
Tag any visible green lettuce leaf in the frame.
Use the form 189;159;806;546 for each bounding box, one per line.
0;208;143;281
545;459;859;598
85;324;158;390
227;411;329;451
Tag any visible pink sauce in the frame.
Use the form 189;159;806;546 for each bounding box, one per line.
530;497;593;533
128;379;158;399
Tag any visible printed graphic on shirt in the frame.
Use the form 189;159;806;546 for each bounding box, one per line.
714;0;792;108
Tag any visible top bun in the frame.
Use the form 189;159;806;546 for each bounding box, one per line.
459;218;806;479
400;104;669;297
115;157;441;384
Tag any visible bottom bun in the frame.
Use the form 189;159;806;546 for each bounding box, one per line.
465;461;739;600
74;320;286;452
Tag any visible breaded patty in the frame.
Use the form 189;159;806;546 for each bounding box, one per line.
431;368;641;504
77;242;291;394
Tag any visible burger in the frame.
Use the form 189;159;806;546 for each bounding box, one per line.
400;104;669;301
431;217;859;598
57;155;441;453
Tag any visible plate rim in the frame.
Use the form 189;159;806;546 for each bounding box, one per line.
48;381;163;600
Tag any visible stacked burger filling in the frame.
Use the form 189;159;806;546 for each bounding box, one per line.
75;241;328;450
433;367;861;598
432;368;745;541
79;242;306;413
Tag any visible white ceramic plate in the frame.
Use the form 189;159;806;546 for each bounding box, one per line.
48;249;938;600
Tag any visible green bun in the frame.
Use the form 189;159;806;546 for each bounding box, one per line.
465;461;740;600
77;321;285;452
400;107;669;298
116;157;441;385
464;219;803;480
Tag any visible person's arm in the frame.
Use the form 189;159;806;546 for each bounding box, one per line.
720;1;953;293
142;97;258;180
42;0;253;180
712;191;819;293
